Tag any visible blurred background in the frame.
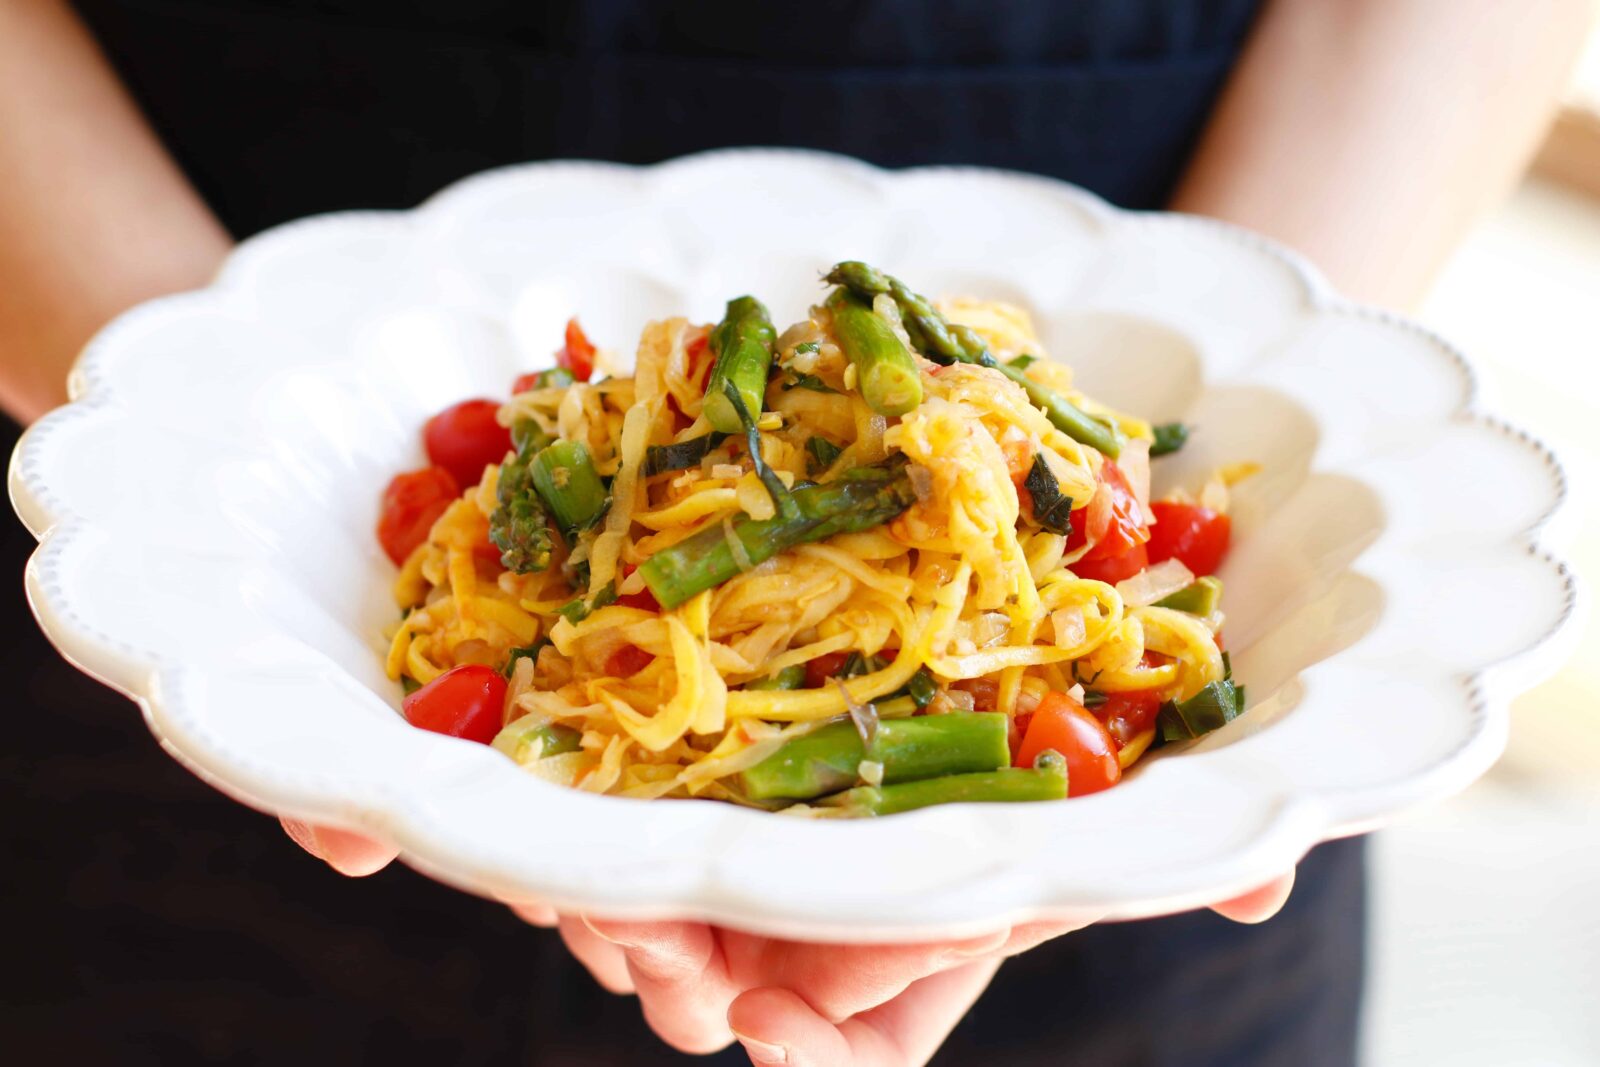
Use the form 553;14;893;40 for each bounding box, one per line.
1362;29;1600;1067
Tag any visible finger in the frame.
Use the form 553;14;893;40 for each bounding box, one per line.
278;817;398;877
557;914;635;994
582;917;737;1054
728;959;1000;1067
1209;870;1296;924
505;900;560;928
730;928;1010;1023
994;917;1096;959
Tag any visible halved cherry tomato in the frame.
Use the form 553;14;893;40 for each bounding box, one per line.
556;317;596;382
1013;691;1121;796
1069;541;1149;585
1067;461;1149;561
424;398;513;489
1146;501;1231;576
402;664;507;744
377;466;460;565
1091;689;1163;748
805;652;852;689
605;644;655;677
615;563;660;611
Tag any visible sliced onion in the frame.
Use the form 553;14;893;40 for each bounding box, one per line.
1051;607;1087;649
835;678;879;747
736;472;777;521
1116;557;1196;607
972;612;1010;648
907;463;934;504
1066;683;1087;704
1120;438;1152;521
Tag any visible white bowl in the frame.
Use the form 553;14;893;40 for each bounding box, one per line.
9;150;1580;942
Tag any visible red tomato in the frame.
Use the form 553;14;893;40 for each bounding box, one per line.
1013;692;1121;796
614;563;660;611
1147;501;1231;576
805;652;852;689
556;317;596;382
1070;541;1149;584
1092;689;1163;748
511;371;542;394
424;398;513;489
684;333;713;389
402;664;507;744
1066;461;1149;561
377;466;460;565
952;677;1000;712
605;644;655;677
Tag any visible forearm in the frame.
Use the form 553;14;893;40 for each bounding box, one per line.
1172;0;1594;309
0;0;230;425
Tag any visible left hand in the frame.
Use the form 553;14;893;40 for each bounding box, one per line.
282;816;1293;1065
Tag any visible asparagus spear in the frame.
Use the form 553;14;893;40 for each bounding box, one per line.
817;750;1068;816
491;717;583;761
825;261;1123;457
637;457;916;609
490;427;558;574
530;440;609;543
1154;576;1222;616
746;665;806;691
740;712;1010;801
824;288;924;417
702;297;778;434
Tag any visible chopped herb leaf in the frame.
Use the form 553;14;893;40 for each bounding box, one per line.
1150;422;1189;457
1022;453;1074;536
643;432;728;477
805;436;844;477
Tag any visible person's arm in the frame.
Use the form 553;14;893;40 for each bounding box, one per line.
0;0;230;424
1172;0;1595;309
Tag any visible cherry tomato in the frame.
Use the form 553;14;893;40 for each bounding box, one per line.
511;371;542;394
1067;461;1149;561
402;664;507;744
605;644;655;677
952;677;1000;712
1013;691;1121;796
1092;689;1163;747
556;317;596;382
1146;501;1231;576
1070;541;1149;584
614;564;660;611
805;652;852;689
424;398;513;489
377;466;460;565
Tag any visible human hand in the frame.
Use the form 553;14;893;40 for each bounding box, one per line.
281;817;1292;1065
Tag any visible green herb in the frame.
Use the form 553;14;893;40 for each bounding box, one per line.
400;676;422;696
792;341;820;355
783;372;837;393
557;581;617;625
1008;353;1038;370
805;436;844;477
643;432;728;477
1157;680;1247;742
905;668;938;708
746;665;806;691
502;638;550;678
1022;454;1074;536
1150;422;1189;457
1081;690;1108;709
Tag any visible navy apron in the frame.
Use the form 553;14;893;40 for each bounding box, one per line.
3;3;1364;1063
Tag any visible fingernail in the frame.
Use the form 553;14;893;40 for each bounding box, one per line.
730;1030;788;1065
581;914;639;949
944;929;1011;963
